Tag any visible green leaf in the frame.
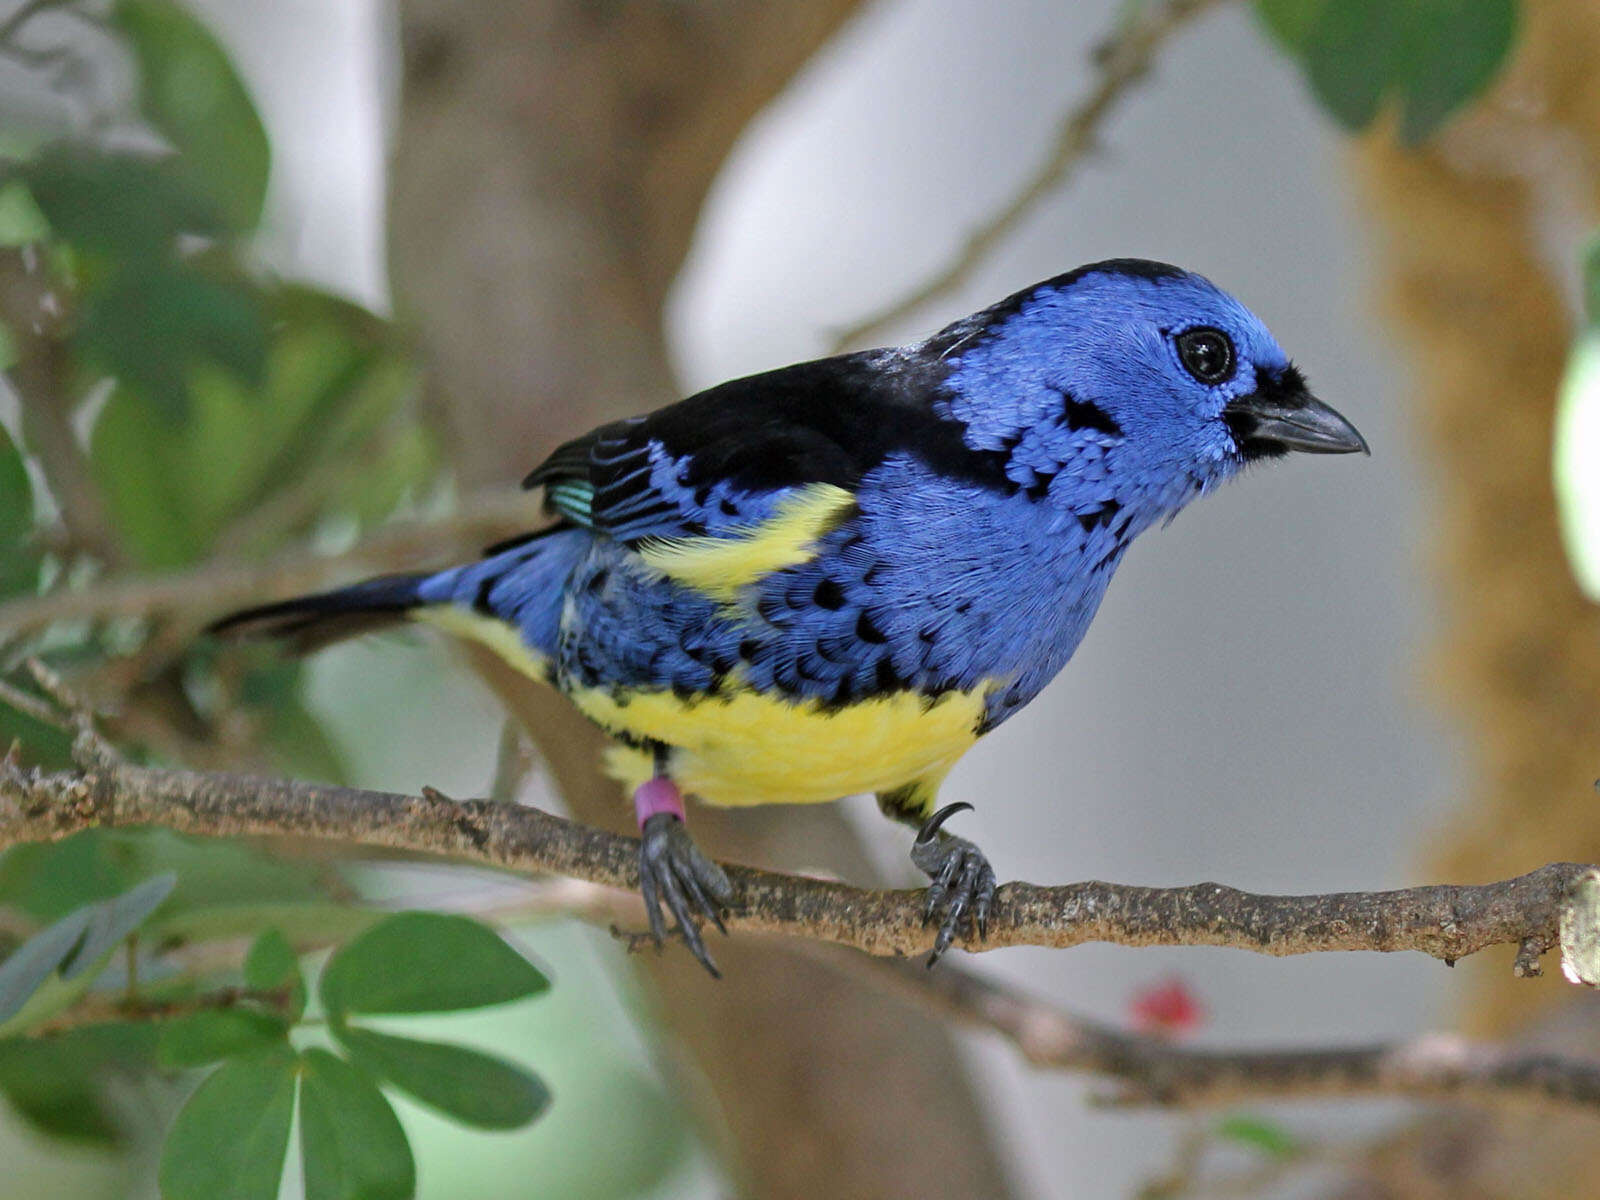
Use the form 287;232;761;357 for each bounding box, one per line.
263;684;350;786
1271;0;1520;142
0;1022;157;1144
298;1048;415;1200
0;907;94;1025
61;871;176;979
337;1026;550;1130
15;146;226;255
114;0;271;232
0;684;73;769
0;179;48;246
1582;230;1600;330
0;828;326;926
339;424;438;532
88;287;407;566
0;420;38;598
1557;331;1600;602
319;913;549;1020
1397;0;1518;144
77;261;268;424
243;928;298;990
0;874;178;1030
157;1010;287;1068
158;1045;296;1200
243;927;306;1021
0;421;30;548
1301;0;1409;130
1215;1114;1300;1159
1253;0;1326;51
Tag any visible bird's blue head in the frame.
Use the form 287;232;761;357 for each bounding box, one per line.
927;259;1366;522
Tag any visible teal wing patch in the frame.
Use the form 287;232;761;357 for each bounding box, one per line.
542;479;594;529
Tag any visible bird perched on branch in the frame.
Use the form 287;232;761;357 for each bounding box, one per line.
213;259;1367;976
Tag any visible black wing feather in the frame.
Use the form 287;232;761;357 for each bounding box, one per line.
520;350;1008;542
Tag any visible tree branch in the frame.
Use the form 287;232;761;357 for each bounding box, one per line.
5;757;1600;1112
346;872;1600;1117
0;755;1594;973
859;955;1600;1112
831;0;1222;351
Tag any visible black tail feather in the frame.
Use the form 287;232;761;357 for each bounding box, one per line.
208;574;429;655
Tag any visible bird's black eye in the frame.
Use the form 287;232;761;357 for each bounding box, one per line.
1175;327;1235;385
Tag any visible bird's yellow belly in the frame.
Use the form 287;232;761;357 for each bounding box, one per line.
571;683;991;807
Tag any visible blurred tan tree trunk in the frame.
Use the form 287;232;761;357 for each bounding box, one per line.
1338;2;1600;1195
387;5;1017;1197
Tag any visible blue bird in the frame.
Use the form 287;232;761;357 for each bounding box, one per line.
214;259;1367;975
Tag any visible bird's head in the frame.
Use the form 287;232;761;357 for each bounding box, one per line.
928;259;1366;516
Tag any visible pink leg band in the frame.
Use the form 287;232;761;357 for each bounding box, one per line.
634;776;685;828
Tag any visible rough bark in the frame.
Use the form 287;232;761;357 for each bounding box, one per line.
9;754;1600;1117
387;5;1018;1195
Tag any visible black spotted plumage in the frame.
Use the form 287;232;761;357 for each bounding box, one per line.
522;350;1021;544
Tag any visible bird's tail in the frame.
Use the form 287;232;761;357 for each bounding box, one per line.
209;525;589;663
208;574;430;655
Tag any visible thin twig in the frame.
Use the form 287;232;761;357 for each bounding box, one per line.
25;984;294;1039
0;674;69;731
830;0;1222;350
0;0;75;45
24;656;120;768
0;487;541;639
0;248;121;563
0;757;1591;971
487;720;532;806
855;955;1600;1113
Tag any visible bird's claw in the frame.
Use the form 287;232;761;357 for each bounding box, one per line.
638;813;733;977
911;802;996;967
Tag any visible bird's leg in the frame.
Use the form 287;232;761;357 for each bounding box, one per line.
634;773;733;978
878;790;998;967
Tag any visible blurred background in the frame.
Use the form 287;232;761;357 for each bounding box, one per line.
2;1;1598;1197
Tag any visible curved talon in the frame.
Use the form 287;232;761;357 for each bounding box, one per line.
909;815;996;968
915;800;974;845
637;811;732;978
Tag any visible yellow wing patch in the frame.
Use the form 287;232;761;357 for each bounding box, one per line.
416;607;548;682
575;681;990;807
636;483;857;602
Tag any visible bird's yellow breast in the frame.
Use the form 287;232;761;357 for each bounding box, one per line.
573;682;990;807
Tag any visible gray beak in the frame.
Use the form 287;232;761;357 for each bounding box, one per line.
1223;369;1369;459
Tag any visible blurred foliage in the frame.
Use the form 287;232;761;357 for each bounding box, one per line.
0;4;577;1196
0;0;433;778
88;286;415;566
1213;1114;1300;1160
115;0;271;231
0;418;37;597
1255;0;1519;144
1554;234;1600;601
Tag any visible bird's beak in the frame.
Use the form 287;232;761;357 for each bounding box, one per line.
1223;373;1369;458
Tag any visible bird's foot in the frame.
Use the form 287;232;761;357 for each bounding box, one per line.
911;801;996;967
635;778;733;978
